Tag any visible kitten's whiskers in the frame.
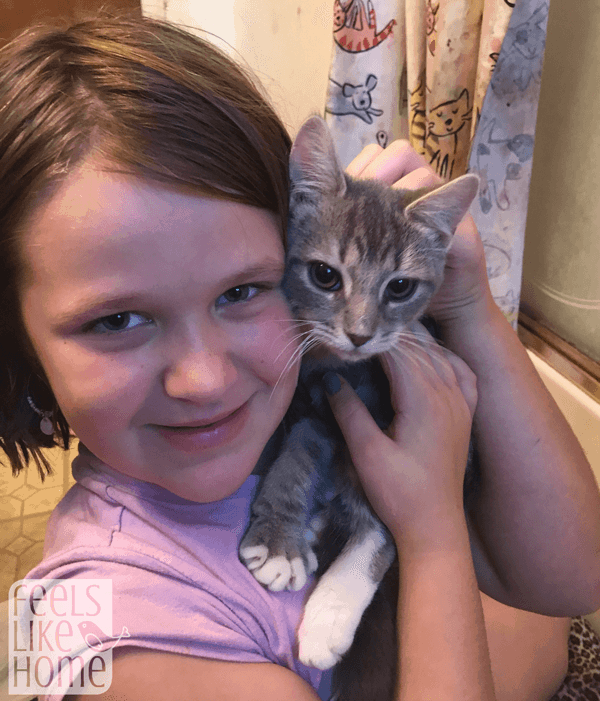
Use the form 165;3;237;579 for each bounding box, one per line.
272;327;312;365
389;334;447;378
269;330;325;403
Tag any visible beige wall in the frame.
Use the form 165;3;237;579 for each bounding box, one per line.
141;0;333;137
521;0;600;363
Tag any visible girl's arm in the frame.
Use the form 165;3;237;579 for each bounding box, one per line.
72;650;323;701
442;287;600;616
348;140;600;617
325;339;497;700
396;522;495;700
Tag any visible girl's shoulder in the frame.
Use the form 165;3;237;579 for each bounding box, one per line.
21;449;323;699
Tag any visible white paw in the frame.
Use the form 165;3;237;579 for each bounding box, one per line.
298;526;390;669
240;545;317;592
297;585;365;669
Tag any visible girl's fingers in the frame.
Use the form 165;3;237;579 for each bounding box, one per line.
324;373;384;462
345;144;383;178
346;140;436;185
380;345;449;415
381;321;454;387
391;167;442;192
380;341;477;418
439;347;479;417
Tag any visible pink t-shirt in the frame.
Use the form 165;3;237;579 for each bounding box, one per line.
23;442;326;699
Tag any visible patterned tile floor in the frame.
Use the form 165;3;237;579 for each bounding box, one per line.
0;441;79;602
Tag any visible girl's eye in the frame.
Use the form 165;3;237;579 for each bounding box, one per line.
385;278;418;302
310;261;342;291
216;284;260;306
84;312;149;334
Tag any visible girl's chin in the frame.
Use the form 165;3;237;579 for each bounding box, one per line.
163;462;256;504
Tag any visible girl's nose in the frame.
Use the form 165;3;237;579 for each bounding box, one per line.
163;333;236;402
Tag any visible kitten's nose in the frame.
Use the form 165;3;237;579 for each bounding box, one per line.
347;333;372;347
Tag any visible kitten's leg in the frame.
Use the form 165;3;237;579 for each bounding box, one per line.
239;417;330;592
298;519;396;670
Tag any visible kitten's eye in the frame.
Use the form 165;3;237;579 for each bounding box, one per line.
385;278;417;301
310;261;342;291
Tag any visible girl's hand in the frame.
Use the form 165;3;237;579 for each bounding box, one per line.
346;141;494;330
325;339;478;549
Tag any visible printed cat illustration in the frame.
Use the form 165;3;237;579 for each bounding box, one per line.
333;0;397;53
409;73;428;155
425;88;472;179
239;116;479;697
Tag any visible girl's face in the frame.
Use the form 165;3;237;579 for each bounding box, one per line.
19;160;300;502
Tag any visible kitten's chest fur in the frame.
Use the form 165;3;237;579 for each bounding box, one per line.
294;355;393;432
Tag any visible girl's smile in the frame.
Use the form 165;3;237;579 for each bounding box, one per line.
19;158;300;502
152;401;250;452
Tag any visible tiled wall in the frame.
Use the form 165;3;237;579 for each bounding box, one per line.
0;442;79;602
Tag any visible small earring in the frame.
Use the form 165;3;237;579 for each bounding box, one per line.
26;395;54;435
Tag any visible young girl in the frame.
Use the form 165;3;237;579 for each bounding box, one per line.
1;11;599;701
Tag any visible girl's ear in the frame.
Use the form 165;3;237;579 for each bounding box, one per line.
289;115;347;201
404;174;480;249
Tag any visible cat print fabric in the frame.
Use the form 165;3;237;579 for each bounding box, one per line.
468;1;549;326
239;116;479;682
422;88;472;180
333;0;397;54
323;0;549;329
324;0;513;175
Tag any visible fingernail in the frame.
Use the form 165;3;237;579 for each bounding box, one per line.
323;371;341;395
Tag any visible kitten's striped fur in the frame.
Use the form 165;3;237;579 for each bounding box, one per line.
240;116;479;700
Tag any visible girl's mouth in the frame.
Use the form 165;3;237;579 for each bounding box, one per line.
153;403;249;452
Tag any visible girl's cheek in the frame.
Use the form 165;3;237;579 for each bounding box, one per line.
237;306;299;377
263;304;299;361
53;346;147;408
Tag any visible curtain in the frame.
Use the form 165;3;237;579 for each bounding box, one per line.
324;0;550;328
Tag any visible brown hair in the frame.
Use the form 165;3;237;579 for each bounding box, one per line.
0;9;292;480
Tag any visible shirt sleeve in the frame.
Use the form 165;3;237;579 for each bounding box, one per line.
20;552;291;701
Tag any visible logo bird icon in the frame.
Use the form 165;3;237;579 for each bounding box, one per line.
78;621;131;652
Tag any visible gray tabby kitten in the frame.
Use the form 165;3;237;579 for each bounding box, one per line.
240;116;479;682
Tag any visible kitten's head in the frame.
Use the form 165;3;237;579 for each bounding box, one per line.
283;115;478;364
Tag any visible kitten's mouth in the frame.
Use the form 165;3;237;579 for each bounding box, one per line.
305;344;370;365
299;323;375;363
305;345;332;360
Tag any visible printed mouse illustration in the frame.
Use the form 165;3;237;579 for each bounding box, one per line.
326;74;383;124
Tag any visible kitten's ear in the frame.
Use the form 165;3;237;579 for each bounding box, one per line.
404;174;479;249
289;116;347;200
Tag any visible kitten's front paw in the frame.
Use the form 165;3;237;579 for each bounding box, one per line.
240;545;317;592
239;523;318;592
298;584;368;670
